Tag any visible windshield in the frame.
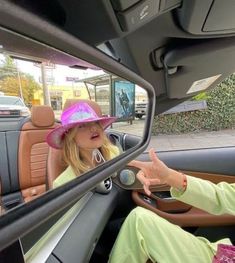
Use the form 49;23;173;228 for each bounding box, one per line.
0;96;25;106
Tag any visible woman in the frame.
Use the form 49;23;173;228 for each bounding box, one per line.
46;100;120;188
109;149;235;263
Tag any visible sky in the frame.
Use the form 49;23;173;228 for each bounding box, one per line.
17;59;146;93
17;59;104;86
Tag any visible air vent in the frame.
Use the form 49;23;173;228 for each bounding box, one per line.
104;178;112;190
95;178;112;194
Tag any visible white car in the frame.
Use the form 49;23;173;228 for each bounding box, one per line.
135;101;147;119
0;95;30;117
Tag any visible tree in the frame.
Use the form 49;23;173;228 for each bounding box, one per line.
0;55;17;79
0;55;41;104
0;75;41;104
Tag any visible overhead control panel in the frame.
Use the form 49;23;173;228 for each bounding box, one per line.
111;0;181;32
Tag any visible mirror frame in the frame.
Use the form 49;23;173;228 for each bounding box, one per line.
0;1;155;251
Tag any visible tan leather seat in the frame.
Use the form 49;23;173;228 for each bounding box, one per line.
18;105;59;202
47;147;67;189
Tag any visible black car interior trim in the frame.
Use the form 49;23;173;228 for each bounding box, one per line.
140;147;235;176
25;192;93;262
46;187;119;263
163;37;235;98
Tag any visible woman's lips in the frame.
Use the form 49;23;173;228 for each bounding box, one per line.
91;132;100;140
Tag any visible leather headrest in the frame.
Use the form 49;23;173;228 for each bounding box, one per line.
63;99;102;116
31;106;55;127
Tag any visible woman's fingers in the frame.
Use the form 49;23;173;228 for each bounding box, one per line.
130;149;166;196
149;148;159;164
148;178;161;185
136;171;161;196
139;173;151;196
128;159;146;169
137;171;150;195
143;184;151;196
136;170;147;184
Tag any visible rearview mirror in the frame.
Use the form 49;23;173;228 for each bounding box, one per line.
0;5;153;221
0;41;149;212
0;2;155;251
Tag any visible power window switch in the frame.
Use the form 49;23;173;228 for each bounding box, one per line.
117;0;160;31
111;0;141;11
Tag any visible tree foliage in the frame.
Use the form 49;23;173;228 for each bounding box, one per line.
152;73;235;134
0;55;17;79
0;55;41;104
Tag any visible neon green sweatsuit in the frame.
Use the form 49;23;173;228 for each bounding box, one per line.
109;176;235;263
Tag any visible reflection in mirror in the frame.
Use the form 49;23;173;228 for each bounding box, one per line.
0;30;148;216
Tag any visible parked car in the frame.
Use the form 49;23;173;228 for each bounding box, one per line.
0;95;30;117
135;100;147;119
0;1;234;263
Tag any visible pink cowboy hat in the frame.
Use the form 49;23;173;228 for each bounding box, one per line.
47;101;116;149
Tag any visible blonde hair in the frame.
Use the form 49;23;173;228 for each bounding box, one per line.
62;125;120;176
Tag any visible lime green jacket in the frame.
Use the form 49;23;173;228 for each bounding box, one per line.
53;150;119;189
53;166;76;189
171;175;235;216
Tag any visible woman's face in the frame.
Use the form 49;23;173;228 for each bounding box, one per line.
74;121;105;150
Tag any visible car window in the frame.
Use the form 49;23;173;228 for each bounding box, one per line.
151;74;235;151
0;96;25;106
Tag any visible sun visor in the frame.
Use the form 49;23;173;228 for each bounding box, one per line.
177;0;235;35
162;37;235;99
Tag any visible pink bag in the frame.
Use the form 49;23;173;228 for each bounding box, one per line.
212;244;235;263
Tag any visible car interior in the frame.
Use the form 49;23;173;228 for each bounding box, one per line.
0;1;235;262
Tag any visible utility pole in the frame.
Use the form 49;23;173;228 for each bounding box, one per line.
15;61;23;100
41;62;51;106
17;70;23;100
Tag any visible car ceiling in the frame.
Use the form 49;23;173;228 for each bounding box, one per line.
6;0;235;113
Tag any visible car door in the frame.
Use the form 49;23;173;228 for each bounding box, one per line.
129;80;235;243
133;147;235;227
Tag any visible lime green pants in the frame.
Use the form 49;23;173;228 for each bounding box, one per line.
109;207;219;263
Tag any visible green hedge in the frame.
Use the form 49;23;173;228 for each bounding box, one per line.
152;75;235;135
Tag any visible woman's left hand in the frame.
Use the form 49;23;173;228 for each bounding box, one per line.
129;149;172;195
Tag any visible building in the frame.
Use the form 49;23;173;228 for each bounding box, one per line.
32;84;90;109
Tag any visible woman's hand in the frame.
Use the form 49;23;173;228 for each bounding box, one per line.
129;148;183;195
129;149;171;195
